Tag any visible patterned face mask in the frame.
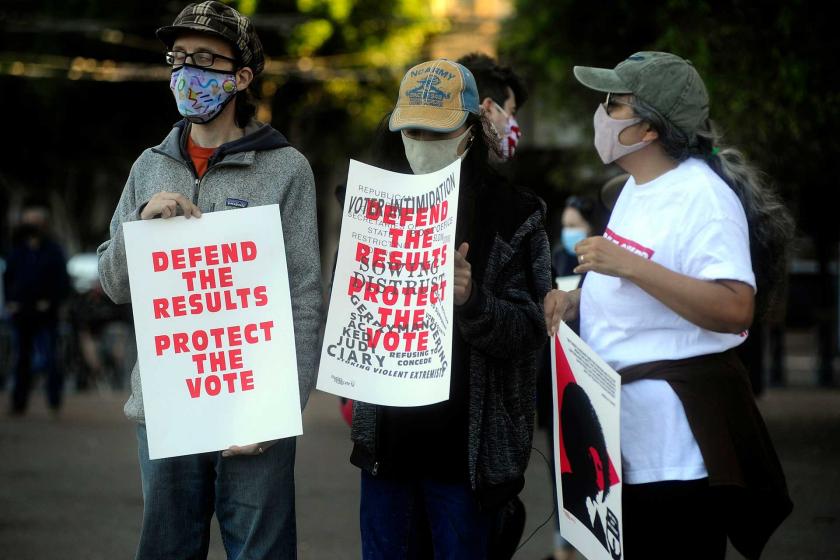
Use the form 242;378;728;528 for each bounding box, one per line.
170;65;238;124
493;101;521;159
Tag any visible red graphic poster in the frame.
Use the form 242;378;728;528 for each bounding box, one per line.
552;321;623;560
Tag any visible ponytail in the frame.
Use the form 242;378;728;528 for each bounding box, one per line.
701;130;794;318
632;99;794;318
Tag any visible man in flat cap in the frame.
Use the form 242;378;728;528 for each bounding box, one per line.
97;2;321;557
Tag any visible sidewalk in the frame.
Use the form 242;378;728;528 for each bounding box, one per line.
0;382;838;559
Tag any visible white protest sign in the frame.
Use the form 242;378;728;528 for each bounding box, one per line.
555;274;582;292
124;205;302;459
317;158;460;406
551;321;624;560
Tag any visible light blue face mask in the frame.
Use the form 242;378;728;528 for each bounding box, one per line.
562;227;588;255
170;65;238;124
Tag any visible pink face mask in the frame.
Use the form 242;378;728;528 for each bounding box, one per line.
593;103;650;164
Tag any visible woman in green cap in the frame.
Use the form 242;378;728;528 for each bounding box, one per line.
544;52;793;559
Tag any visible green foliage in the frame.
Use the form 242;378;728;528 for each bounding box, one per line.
290;18;335;55
500;0;834;205
267;0;446;159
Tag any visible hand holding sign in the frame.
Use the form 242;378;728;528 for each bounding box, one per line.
222;439;278;457
141;192;203;220
544;289;581;337
453;242;472;305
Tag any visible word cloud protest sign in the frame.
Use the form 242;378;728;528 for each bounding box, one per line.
318;158;460;406
124;205;301;459
552;321;624;560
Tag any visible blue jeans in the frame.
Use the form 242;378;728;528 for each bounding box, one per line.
10;323;62;412
136;424;297;559
360;471;493;560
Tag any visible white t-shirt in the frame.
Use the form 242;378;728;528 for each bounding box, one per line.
580;158;756;484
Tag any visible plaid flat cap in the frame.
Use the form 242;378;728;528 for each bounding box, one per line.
156;1;265;75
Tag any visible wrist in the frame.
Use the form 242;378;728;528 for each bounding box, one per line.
621;254;648;283
569;288;582;318
137;198;154;220
457;281;484;318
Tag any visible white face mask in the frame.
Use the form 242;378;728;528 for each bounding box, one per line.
401;127;472;175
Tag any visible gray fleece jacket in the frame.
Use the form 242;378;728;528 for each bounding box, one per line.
97;119;322;423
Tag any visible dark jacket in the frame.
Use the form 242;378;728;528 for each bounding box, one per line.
621;350;793;560
4;235;69;324
350;181;553;508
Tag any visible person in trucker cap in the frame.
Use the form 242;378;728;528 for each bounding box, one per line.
348;59;551;559
543;52;793;559
97;2;321;558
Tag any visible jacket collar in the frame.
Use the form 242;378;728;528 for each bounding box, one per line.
153;119;290;168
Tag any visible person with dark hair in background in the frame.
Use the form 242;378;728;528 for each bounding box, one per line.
96;2;321;557
559;383;610;550
457;51;535;559
544;52;793;559
457;53;527;161
4;199;69;415
599;173;630;214
553;195;605;279
350;59;551;559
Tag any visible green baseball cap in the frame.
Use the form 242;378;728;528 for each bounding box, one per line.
573;51;709;139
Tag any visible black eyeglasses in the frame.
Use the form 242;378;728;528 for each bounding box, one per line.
166;50;237;68
604;92;634;115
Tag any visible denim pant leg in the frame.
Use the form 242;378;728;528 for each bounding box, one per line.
360;471;420;560
11;323;33;412
214;436;297;560
135;424;215;560
422;479;493;560
34;326;62;410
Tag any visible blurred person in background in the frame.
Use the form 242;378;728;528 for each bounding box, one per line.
458;53;526;162
599;173;630;213
4;198;70;415
552;195;606;280
457;52;534;559
66;265;134;392
0;257;8;390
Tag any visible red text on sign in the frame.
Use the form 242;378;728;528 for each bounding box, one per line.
185;370;255;398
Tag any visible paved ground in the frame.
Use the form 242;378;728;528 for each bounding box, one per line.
1;339;838;559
